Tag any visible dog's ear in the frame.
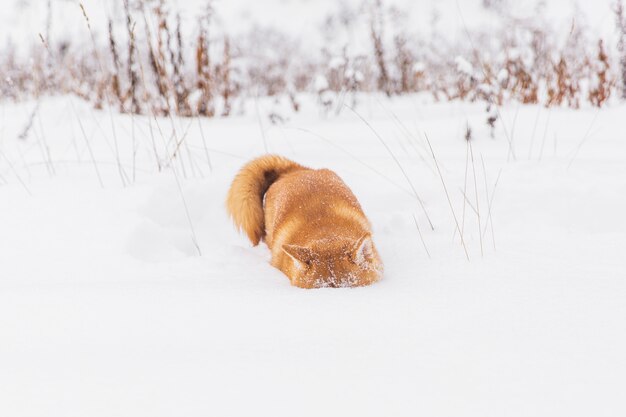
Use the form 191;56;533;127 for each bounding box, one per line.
351;233;373;265
282;244;314;266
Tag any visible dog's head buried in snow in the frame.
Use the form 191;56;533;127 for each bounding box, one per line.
282;234;382;288
227;155;383;289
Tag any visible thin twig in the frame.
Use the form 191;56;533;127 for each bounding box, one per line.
482;168;502;245
0;149;32;195
169;118;194;164
172;166;202;256
377;99;436;175
79;2;127;187
480;155;496;251
70;99;104;188
469;141;483;257
459;138;470;242
346;104;434;230
31;114;54;177
197;116;213;172
286;126;414;197
507;103;520;162
538;108;552;162
567;109;601;169
424;132;470;261
458;187;479;216
254;94;269;153
135;39;162;172
412;214;431;259
528;105;541;159
133;44;202;255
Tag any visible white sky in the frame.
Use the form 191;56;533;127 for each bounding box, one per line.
0;0;618;51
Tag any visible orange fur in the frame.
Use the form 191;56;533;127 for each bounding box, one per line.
226;155;382;288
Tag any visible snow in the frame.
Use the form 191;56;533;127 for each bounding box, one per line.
455;55;474;76
329;56;347;70
412;61;426;73
1;94;625;416
314;74;329;92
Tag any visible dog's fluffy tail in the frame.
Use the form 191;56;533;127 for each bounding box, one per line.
226;155;304;245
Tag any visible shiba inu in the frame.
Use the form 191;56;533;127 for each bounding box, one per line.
226;155;382;288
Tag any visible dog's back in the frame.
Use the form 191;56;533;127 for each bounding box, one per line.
264;168;369;252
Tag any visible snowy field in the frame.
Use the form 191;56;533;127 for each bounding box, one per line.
1;95;625;416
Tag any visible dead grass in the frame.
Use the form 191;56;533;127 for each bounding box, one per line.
0;0;622;117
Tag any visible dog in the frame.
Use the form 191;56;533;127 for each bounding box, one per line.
226;155;382;288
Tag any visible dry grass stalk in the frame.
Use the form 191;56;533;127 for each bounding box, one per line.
588;40;613;107
124;0;141;115
468;140;483;257
370;0;391;97
546;57;577;108
164;13;191;116
107;20;124;110
220;37;233;117
142;2;170;116
2;0;623;117
412;214;431;259
70;99;104;188
424;132;470;261
79;2;127;187
346;104;434;230
615;1;626;99
394;34;414;93
196;15;215;117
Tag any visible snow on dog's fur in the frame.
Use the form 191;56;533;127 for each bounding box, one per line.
226;155;382;288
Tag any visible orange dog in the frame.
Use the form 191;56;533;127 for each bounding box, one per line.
226;155;382;288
